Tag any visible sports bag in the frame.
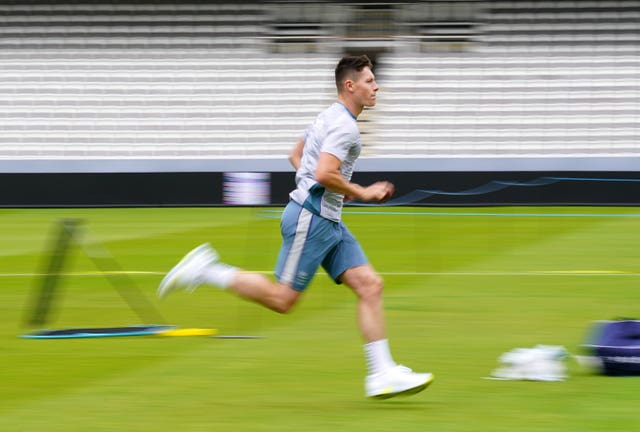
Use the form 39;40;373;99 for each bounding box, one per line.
583;320;640;376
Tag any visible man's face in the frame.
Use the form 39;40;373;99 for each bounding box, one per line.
350;66;379;108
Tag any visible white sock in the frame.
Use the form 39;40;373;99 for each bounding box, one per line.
364;339;397;376
201;262;238;290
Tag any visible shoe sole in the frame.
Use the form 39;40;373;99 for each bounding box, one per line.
368;374;435;400
157;266;182;298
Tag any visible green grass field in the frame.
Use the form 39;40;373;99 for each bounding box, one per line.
1;206;639;431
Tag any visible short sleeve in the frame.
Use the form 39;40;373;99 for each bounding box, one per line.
300;125;311;142
321;119;359;162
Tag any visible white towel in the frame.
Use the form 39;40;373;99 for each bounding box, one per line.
489;345;568;381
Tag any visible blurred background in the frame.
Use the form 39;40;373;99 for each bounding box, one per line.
0;0;638;206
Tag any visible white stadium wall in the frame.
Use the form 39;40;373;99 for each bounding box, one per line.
0;0;639;206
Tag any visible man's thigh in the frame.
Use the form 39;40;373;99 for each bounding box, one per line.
275;202;339;291
322;222;368;284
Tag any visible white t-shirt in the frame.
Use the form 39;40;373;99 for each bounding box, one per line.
289;102;361;222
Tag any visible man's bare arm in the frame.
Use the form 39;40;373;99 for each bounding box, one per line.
288;138;305;171
315;152;394;202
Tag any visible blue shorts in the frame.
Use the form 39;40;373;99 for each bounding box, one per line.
274;200;368;291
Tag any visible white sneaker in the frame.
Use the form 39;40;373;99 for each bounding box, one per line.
365;365;434;399
157;243;219;298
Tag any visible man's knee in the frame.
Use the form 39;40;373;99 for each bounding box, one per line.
273;296;296;314
271;283;302;314
362;273;384;299
343;266;384;299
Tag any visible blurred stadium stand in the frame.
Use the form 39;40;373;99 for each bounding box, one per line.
0;0;638;170
376;1;639;158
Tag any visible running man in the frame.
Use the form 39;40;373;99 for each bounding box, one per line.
158;55;433;399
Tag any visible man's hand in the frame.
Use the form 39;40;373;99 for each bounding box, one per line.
360;181;394;203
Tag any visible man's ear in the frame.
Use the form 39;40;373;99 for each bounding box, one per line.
344;79;354;93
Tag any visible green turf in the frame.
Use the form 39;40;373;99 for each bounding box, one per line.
1;206;639;431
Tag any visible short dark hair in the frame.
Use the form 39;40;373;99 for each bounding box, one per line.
335;55;373;93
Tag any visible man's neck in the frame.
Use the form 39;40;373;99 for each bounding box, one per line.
337;95;362;118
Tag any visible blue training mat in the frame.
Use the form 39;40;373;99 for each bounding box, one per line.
21;324;175;339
